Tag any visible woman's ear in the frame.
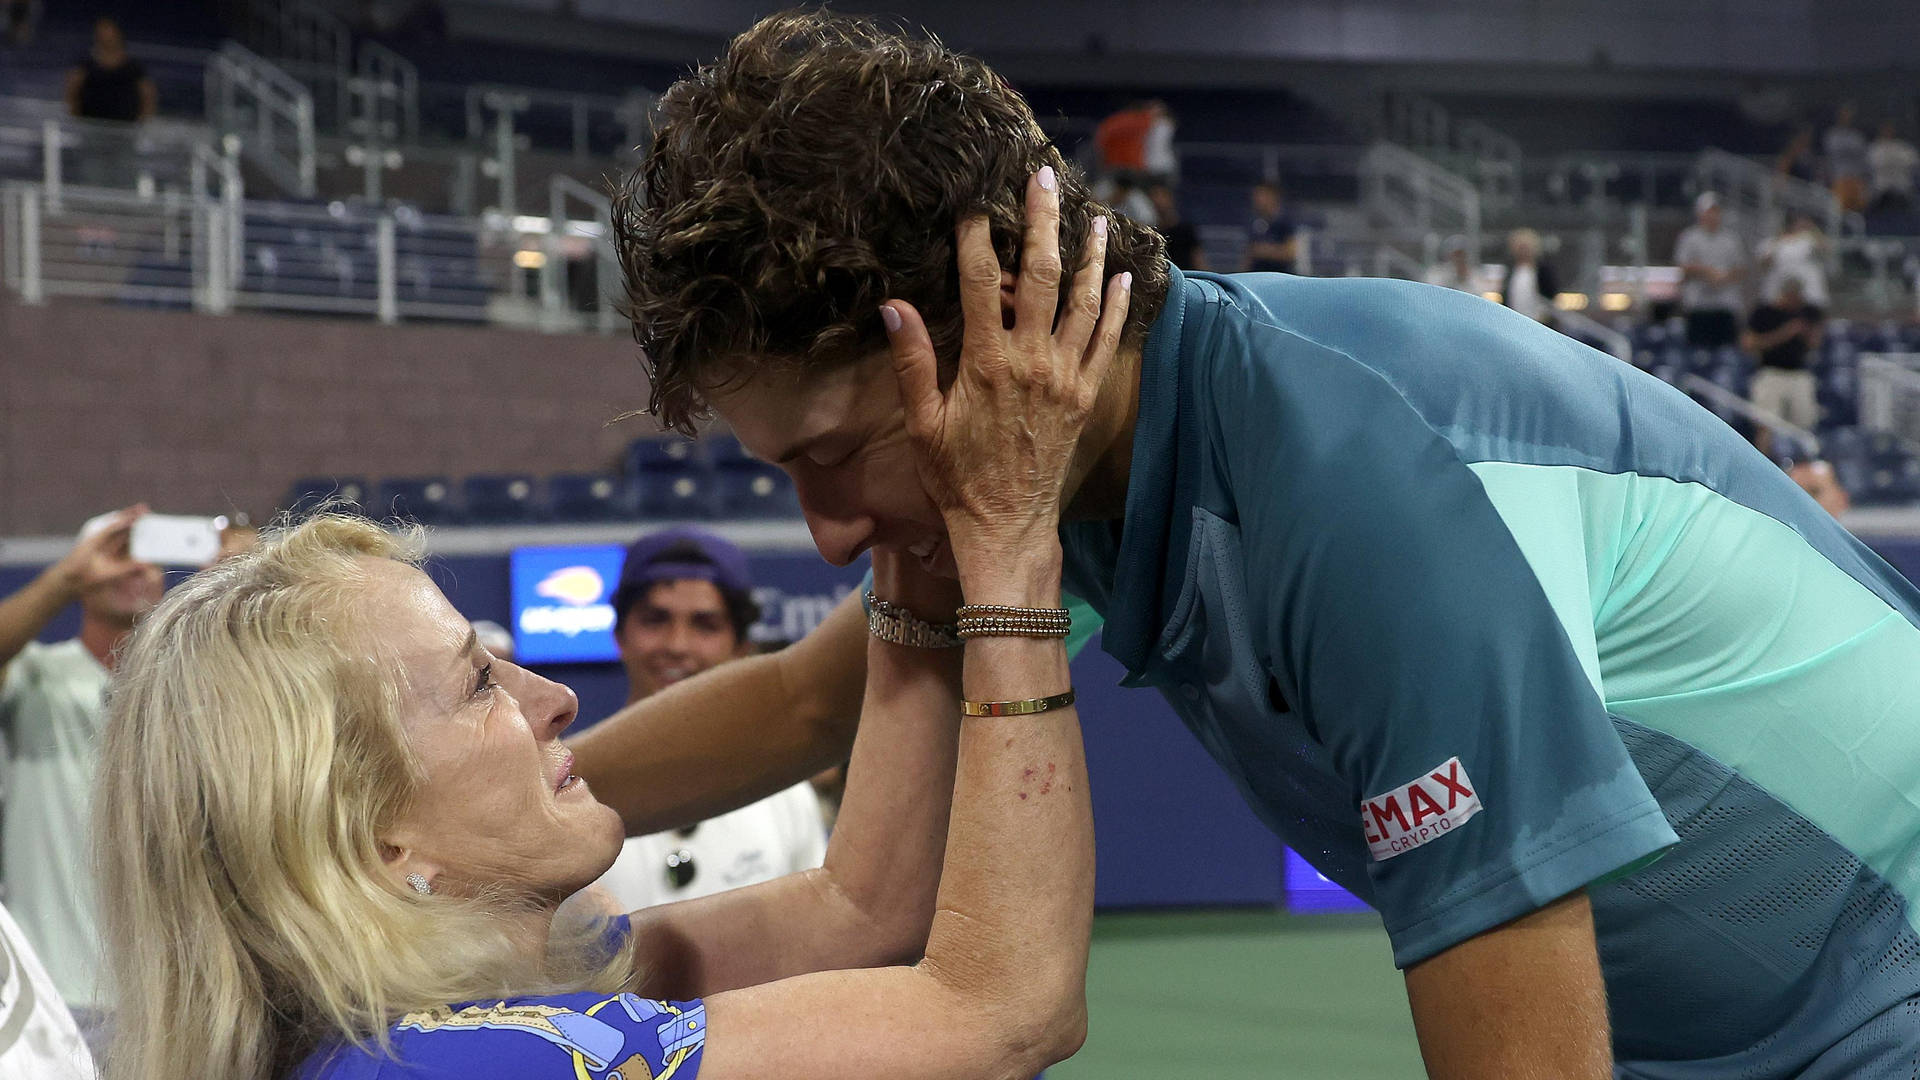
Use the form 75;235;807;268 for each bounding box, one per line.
379;840;442;893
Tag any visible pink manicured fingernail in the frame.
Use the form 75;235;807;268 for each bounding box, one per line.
880;305;902;333
1037;165;1057;191
1120;272;1133;290
1092;215;1109;238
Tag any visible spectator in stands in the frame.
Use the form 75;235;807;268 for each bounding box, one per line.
1868;121;1919;217
1427;235;1484;295
1743;275;1825;457
1093;99;1155;181
1776;123;1819;183
96;511;1091;1080
0;504;158;1059
589;529;824;910
1500;228;1558;323
1142;100;1177;185
3;0;37;46
1675;193;1747;349
1823;102;1870;213
1789;459;1851;519
64;17;155;124
1758;211;1830;306
1105;174;1156;228
1148;181;1206;271
1244;180;1298;274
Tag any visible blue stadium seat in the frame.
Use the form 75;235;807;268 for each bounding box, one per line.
705;434;752;469
464;475;542;524
376;477;461;525
547;473;631;522
627;437;712;476
640;467;720;519
284;476;370;518
719;463;801;518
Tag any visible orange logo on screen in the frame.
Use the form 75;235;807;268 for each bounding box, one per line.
535;566;605;607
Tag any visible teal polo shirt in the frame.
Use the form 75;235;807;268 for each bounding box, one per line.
1061;266;1920;1077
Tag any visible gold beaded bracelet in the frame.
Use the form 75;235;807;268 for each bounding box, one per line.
954;602;1071;640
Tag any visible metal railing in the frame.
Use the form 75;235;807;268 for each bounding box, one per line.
2;181;233;312
1695;147;1846;247
1359;141;1482;266
1682;373;1823;455
354;41;419;147
1382;93;1521;210
1861;354;1920;446
244;0;353;126
206;42;317;197
461;83;657;163
541;175;621;333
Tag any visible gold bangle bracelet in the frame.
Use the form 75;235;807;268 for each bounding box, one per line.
961;689;1076;716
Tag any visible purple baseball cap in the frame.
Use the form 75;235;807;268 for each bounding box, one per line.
612;527;753;621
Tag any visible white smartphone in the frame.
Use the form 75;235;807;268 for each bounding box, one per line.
130;514;228;567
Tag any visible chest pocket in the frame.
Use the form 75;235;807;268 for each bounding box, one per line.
1151;509;1366;881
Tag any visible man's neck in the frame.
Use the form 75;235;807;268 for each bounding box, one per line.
1060;342;1144;525
78;615;128;670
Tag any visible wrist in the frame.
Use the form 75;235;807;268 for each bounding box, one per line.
955;540;1063;608
37;562;82;605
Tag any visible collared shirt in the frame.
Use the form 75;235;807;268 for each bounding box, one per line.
1674;225;1746;312
0;639;109;1008
594;782;825;911
1060;266;1920;1074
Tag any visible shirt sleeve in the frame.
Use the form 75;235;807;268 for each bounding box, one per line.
366;994;707;1079
1216;327;1678;968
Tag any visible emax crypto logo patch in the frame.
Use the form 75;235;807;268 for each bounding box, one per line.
1361;756;1481;861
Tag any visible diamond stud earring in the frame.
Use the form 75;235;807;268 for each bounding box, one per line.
406;873;432;895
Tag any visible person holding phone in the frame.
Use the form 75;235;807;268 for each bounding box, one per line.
0;504;159;1054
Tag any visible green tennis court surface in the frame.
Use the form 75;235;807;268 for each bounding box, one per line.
1053;909;1427;1079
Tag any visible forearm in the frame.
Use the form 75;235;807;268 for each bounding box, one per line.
630;631;961;998
0;567;74;668
919;545;1092;1044
569;590;868;833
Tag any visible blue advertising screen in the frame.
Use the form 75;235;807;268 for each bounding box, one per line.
509;544;627;664
1283;848;1370;914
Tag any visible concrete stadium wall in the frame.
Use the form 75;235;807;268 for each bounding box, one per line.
0;299;660;535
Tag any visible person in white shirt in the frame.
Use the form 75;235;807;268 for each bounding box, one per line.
0;505;159;1061
586;528;826;909
1427;235;1484;295
1758;211;1830;306
1869;121;1919;215
1500;228;1559;323
1674;193;1748;349
0;899;94;1079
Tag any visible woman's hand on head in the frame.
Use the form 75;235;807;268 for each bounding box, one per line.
882;165;1132;581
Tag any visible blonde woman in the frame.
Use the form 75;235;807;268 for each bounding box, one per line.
96;202;1126;1080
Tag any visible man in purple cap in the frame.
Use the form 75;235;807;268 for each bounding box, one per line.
587;528;827;910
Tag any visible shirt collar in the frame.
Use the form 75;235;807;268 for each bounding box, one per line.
1097;263;1206;676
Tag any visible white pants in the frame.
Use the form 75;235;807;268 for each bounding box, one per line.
1751;368;1821;432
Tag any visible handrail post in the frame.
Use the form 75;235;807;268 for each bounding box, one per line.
21;188;43;304
40;120;60;213
376;213;398;324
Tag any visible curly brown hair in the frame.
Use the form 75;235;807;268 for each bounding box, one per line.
613;9;1170;436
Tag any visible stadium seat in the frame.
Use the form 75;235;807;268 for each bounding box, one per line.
719;462;801;518
640;467;720;519
546;473;631;522
705;434;752;469
284;476;370;518
376;477;462;525
626;437;712;477
464;475;542;524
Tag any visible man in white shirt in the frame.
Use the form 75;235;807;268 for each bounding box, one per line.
585;528;826;909
1674;193;1748;349
1869;121;1919;216
0;505;158;1058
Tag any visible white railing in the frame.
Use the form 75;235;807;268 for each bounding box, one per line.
1682;374;1823;455
1382;94;1521;210
354;41;420;147
541;174;621;333
1695;147;1846;248
462;83;657;163
245;0;353;126
1359;141;1482;262
1;181;232;312
206;42;317;197
1861;354;1920;446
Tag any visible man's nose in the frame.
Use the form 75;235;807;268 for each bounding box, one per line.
803;508;874;568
